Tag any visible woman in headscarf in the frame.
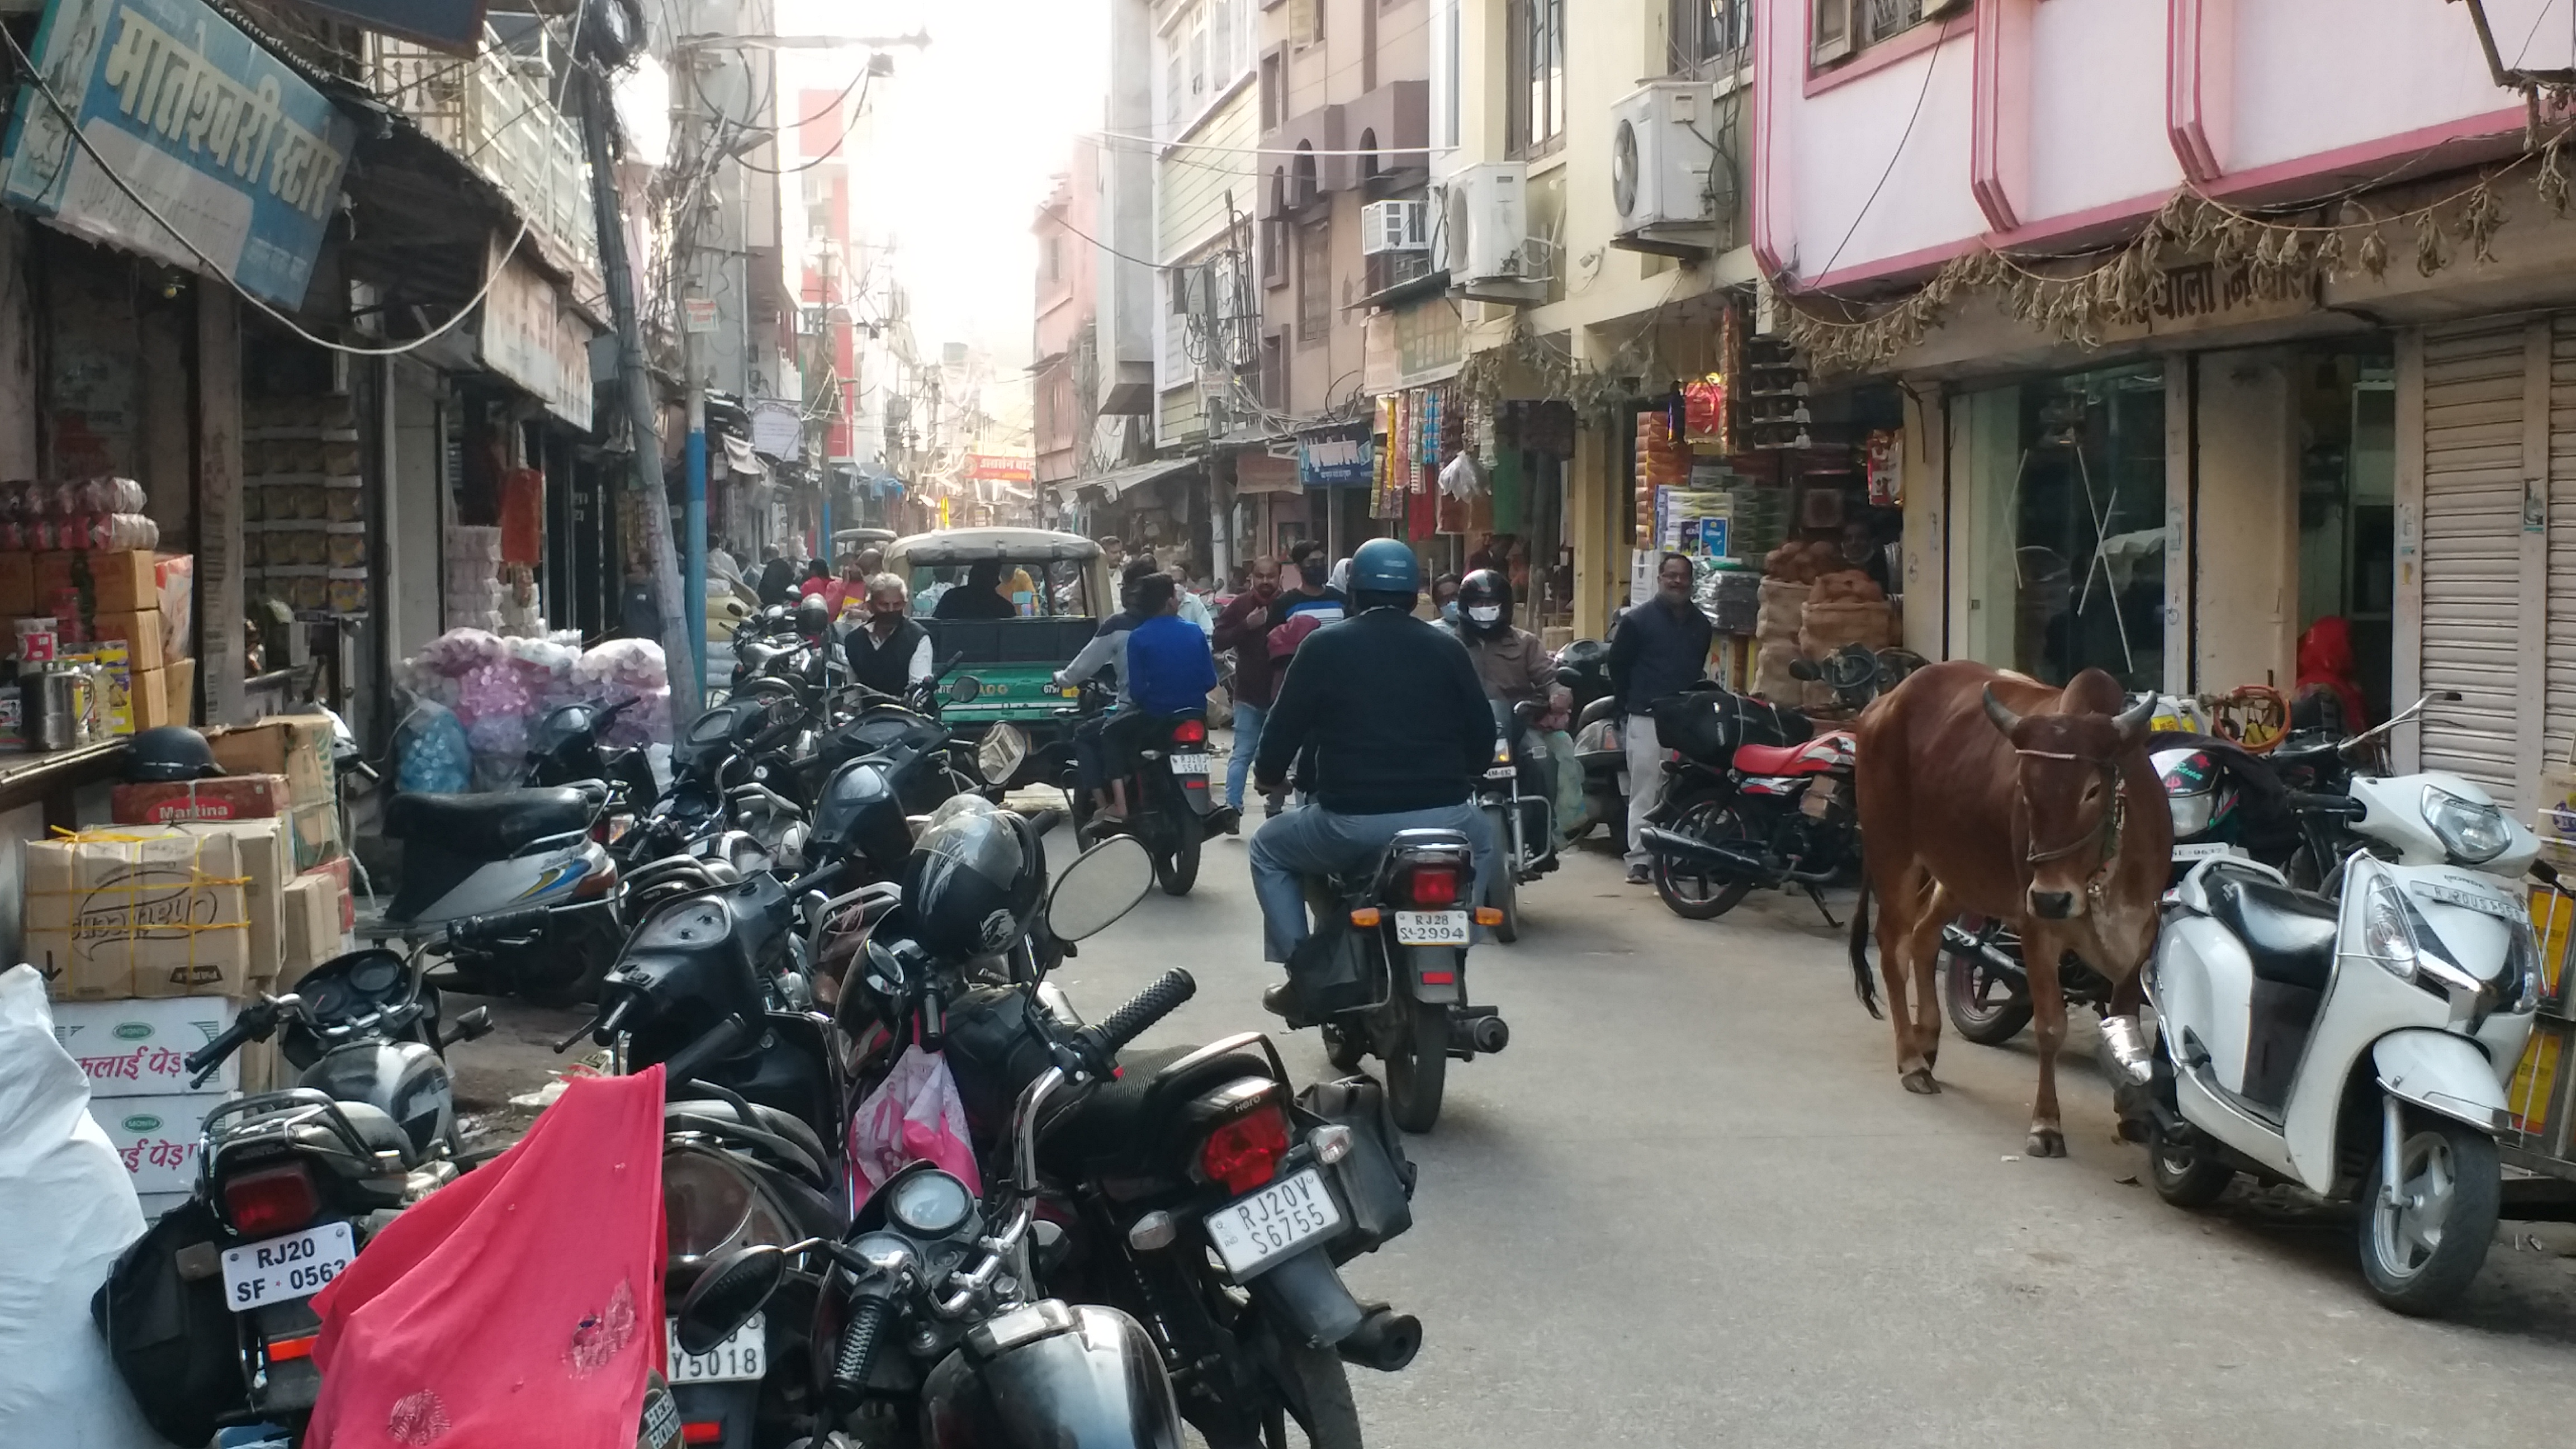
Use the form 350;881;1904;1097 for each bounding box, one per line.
2293;615;2369;735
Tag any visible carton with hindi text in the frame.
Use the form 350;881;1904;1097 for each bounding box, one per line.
26;830;253;1001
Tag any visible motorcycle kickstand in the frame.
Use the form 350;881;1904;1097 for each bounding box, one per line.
1802;882;1842;929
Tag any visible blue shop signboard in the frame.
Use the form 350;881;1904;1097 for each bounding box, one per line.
0;0;358;309
1298;435;1375;488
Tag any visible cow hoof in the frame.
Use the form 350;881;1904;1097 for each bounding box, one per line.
1901;1068;1941;1095
2026;1127;2067;1158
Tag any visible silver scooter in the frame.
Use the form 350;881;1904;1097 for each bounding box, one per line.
2129;692;2544;1315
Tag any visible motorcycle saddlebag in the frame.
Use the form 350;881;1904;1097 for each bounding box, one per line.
1650;686;1811;765
90;1199;245;1447
1284;921;1371;1019
1294;1077;1417;1262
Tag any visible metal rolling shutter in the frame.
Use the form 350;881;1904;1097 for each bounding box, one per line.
2417;320;2526;798
2548;315;2576;770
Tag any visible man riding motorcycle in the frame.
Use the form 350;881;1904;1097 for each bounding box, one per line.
1249;538;1498;1011
1452;569;1583;846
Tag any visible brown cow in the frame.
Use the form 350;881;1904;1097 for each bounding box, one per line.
1846;661;2170;1157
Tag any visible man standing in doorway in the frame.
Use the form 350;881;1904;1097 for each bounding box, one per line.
1607;552;1712;884
1213;556;1286;832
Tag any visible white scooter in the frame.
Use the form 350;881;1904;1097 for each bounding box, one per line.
2129;693;2545;1315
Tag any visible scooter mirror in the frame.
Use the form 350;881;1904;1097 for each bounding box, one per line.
675;1245;788;1355
1044;835;1154;943
949;674;982;704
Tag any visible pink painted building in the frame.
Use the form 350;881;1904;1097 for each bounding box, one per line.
1034;141;1104;489
1753;0;2576;808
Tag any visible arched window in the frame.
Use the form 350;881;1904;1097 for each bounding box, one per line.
1291;141;1318;210
1358;128;1380;184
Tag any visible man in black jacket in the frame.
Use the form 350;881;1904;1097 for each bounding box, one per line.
1249;538;1497;984
1608;552;1714;882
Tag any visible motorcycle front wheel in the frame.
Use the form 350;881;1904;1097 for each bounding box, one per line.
1382;997;1448;1133
2359;1110;2500;1316
1650;800;1755;921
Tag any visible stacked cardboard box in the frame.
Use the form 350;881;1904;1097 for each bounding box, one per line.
206;713;344;870
52;995;264;1219
0;545;195;741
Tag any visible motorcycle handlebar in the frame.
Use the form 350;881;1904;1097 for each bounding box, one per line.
184;1016;257;1082
451;906;551;949
660;1014;750;1090
1078;968;1196;1065
2284;791;2364;817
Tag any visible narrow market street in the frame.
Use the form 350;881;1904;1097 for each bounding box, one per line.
447;783;2576;1448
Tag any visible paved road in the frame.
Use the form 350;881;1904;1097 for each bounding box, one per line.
1048;823;2576;1448
441;812;2576;1446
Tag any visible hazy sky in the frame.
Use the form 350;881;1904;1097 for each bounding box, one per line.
778;0;1109;370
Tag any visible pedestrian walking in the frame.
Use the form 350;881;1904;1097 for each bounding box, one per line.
1213;556;1288;831
1607;552;1713;883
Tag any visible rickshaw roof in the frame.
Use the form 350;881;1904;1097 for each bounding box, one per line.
887;528;1103;565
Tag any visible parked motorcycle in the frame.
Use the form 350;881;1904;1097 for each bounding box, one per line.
93;940;494;1447
1277;827;1510;1132
1554;639;1626;845
366;781;627;1006
2129;697;2542;1314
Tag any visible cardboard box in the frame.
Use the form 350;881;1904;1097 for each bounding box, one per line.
0;552;31;615
88;548;158;614
165;657;196;725
50;996;243;1096
208;713;336;807
302;856;357;932
113;773;290;825
128;666;171;731
88;1093;229;1195
171;820;286;986
34;551;74;606
26;830;253;1000
287;798;342;872
90;608;162;673
281;872;343;986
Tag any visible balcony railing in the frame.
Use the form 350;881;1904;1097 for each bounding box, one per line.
364;29;599;276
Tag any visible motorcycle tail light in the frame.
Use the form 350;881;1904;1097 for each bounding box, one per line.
223;1162;321;1238
1404;866;1460;907
1173;718;1208;745
1200;1104;1292;1194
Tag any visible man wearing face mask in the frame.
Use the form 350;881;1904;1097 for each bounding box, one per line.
843;573;933;695
1607;552;1713;883
1453;569;1576;851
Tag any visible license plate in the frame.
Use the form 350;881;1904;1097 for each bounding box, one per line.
1204;1168;1344;1280
2171;841;2247;862
221;1221;357;1312
665;1313;766;1384
1395;910;1470;946
2414;880;2525;921
1169;752;1211;775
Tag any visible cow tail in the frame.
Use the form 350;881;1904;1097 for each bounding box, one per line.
1847;869;1883;1020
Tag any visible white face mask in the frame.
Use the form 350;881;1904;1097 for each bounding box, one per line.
1467;604;1502;624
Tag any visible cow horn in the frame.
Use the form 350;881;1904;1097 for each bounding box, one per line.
2112;693;2157;747
1981;686;2023;738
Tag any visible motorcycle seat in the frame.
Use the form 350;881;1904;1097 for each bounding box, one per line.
386;785;603;858
1041;1037;1276;1175
334;1101;420;1162
1731;741;1819;775
2206;874;2338;991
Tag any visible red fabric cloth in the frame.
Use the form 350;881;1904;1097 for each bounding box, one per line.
304;1069;667;1449
2294;615;2368;731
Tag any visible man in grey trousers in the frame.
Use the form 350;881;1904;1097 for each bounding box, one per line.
1607;552;1715;884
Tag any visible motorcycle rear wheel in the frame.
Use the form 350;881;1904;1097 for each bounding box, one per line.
1941;927;2033;1046
1261;1338;1362;1449
2146;1118;2235;1209
1157;826;1202;896
1384;997;1448;1133
1651;801;1755;921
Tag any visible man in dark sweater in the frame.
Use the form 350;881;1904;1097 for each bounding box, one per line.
1249;538;1498;976
1212;555;1286;828
1607;552;1715;882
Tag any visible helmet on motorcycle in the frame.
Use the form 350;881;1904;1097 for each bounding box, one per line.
794;598;831;636
809;758;916;877
1456;569;1512;637
525;702;605;785
1348;537;1420;607
125;726;219;783
896;795;1046;962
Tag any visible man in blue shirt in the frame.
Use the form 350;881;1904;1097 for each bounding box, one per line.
1079;571;1216;821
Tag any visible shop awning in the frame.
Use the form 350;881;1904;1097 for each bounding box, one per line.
1069;458;1197;500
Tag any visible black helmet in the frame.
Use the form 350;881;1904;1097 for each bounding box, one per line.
794;598;831;636
1457;569;1512;637
809;758;915;877
126;726;219;783
896;795;1045;962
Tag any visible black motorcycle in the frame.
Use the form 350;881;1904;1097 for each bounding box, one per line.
93;942;494;1448
1064;683;1220;896
1476;698;1559;943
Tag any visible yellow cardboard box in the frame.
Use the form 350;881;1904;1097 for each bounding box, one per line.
26;830;253;1000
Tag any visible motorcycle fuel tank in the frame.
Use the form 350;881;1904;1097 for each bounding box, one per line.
922;1301;1182;1449
301;1039;454;1157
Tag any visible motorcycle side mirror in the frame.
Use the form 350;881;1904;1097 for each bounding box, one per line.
1788;658;1822;681
1043;835;1154;943
675;1244;787;1355
949;674;982;704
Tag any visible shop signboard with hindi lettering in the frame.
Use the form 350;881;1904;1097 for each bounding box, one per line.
0;0;356;310
1299;434;1375;487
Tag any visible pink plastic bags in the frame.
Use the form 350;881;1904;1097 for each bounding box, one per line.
846;1045;981;1209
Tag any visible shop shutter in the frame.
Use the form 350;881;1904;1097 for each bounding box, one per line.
2416;319;2527;799
2547;314;2576;770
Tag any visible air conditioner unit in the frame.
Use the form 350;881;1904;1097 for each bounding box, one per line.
1434;162;1535;300
1361;198;1429;255
1609;81;1718;256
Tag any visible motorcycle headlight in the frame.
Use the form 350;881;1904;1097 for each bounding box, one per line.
2360;877;2421;983
663;1142;790;1271
979;722;1028;784
2423;787;2511;865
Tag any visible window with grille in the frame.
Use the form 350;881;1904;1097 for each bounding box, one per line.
1296;221;1330;346
1670;0;1751;74
1507;0;1565;159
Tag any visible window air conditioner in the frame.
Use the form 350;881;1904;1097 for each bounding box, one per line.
1361;198;1429;255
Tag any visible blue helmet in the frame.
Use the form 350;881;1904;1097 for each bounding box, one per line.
1349;537;1420;597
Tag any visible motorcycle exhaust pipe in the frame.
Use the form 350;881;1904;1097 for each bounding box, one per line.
1637;827;1768;879
1939;924;2026;987
1467;1014;1509;1054
1337;1305;1422;1373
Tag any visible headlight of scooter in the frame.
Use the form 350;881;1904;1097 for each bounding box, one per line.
2360;877;2421;983
2424;787;2511;865
2507;914;2545;1014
